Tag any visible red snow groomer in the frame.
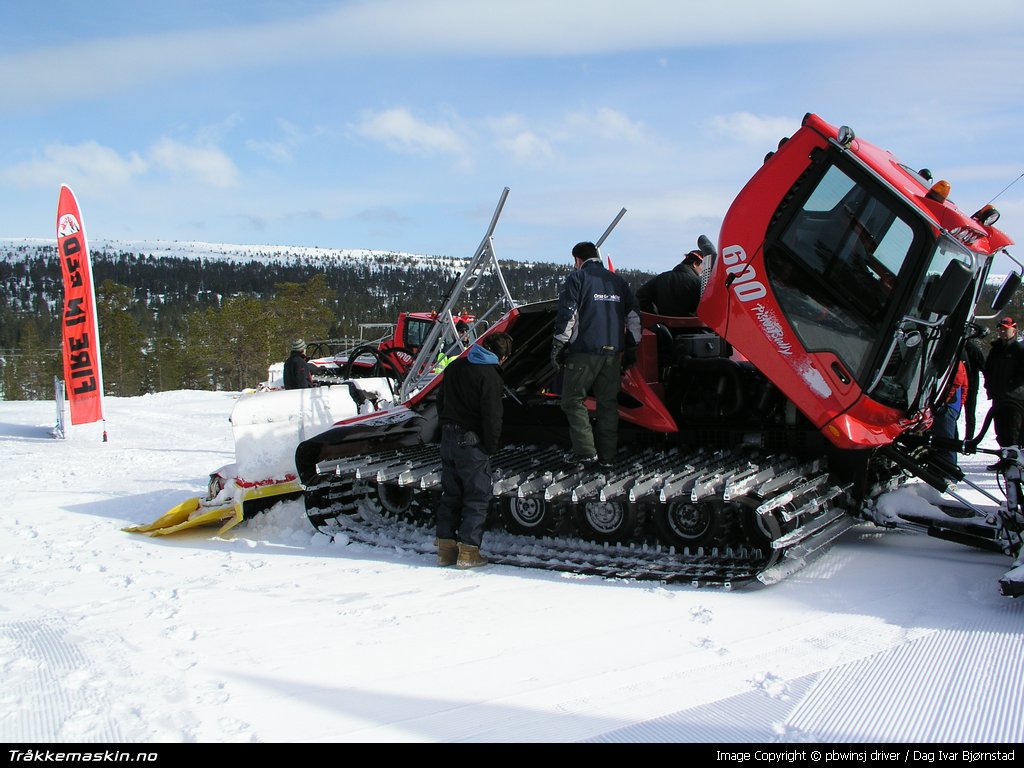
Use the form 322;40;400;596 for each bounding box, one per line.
296;113;1024;595
296;309;477;386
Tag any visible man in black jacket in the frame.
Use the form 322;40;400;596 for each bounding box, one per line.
434;332;513;568
963;334;987;441
551;241;641;467
636;249;704;316
283;339;313;389
983;317;1024;462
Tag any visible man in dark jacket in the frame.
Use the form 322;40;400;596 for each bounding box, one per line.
636;249;704;316
983;317;1024;461
434;332;513;568
551;241;642;467
283;339;313;390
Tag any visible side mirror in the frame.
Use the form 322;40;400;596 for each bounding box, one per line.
922;259;972;316
991;271;1022;313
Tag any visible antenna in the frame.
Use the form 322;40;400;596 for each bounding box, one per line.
986;170;1024;206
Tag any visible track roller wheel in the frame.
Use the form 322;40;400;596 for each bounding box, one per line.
501;495;555;536
377;482;415;517
576;499;637;543
738;499;783;564
653;499;720;549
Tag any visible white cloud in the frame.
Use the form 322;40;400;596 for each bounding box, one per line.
312;1;1024;56
148;139;240;188
487;107;647;165
499;131;554;165
1;141;147;190
626;188;735;226
551;108;649;148
1;135;241;193
245;139;294;163
195;113;243;146
591;108;647;142
245;119;309;163
487;115;553;164
945;164;1023;185
353;108;469;158
7;1;1020;112
709;112;799;146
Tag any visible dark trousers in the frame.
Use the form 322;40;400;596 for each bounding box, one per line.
560;352;621;461
436;424;492;547
931;404;961;465
992;400;1024;448
964;389;979;440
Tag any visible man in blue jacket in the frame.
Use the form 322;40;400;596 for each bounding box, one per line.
435;332;513;568
551;241;641;467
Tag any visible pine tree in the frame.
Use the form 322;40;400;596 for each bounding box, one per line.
96;280;146;396
0;242;627;397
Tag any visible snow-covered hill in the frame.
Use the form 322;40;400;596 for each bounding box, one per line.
0;236;470;270
1;391;1021;743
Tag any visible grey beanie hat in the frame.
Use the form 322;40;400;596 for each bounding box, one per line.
291;339;306;352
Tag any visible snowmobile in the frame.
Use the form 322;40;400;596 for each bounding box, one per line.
292;113;1024;595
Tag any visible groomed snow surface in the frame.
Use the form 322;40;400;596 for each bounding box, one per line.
1;391;1021;744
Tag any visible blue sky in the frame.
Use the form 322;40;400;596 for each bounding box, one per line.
2;0;1022;273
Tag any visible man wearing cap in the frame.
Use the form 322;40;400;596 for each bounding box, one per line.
283;338;313;390
982;317;1024;458
636;249;704;316
551;241;642;467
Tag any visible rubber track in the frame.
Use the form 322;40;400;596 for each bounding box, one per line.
307;443;869;589
329;509;768;588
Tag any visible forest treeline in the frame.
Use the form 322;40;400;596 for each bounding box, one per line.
0;242;653;399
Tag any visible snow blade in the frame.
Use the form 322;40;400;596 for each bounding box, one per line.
123;497;203;534
147;500;241;537
123;496;241;537
123;480;302;537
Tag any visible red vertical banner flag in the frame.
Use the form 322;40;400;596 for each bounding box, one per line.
56;185;105;425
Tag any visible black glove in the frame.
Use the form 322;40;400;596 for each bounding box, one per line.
621;347;637;372
550;340;567;370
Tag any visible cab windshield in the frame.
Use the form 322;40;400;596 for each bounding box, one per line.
402;317;435;351
767;164;918;382
870;236;973;411
765;161;972;412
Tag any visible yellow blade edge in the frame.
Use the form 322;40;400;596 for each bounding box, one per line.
122;497;202;533
215;504;245;537
146;502;237;537
123;479;303;537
